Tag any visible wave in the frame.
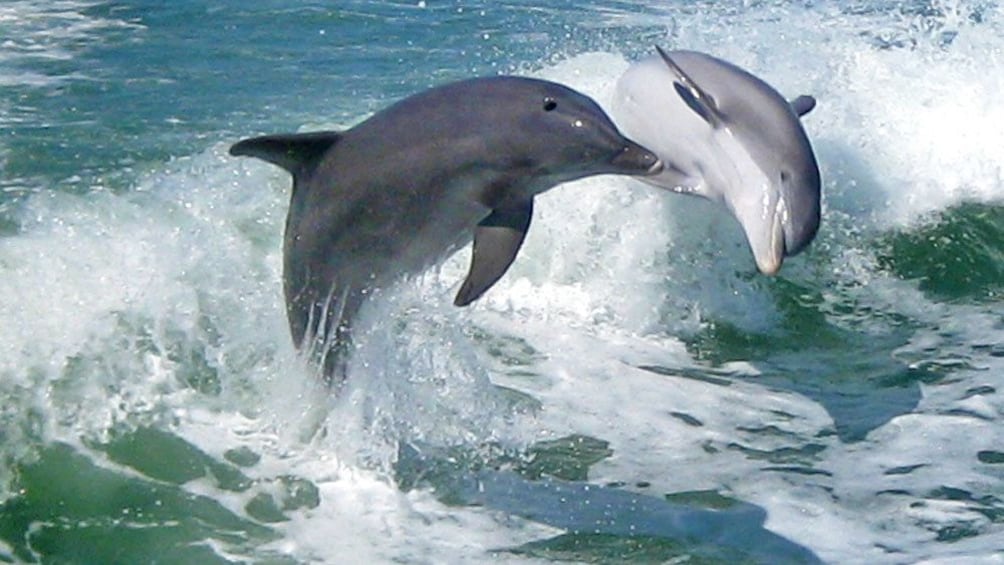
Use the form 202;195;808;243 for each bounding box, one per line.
0;0;144;87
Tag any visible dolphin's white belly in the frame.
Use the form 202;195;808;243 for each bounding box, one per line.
611;56;763;203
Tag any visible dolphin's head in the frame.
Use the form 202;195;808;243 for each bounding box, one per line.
774;137;821;258
476;77;662;183
611;49;821;275
728;99;821;275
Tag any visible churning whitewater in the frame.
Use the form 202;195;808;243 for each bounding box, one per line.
2;1;1004;564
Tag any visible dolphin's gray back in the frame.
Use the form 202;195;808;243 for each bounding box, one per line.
240;80;529;351
671;50;821;255
669;51;813;168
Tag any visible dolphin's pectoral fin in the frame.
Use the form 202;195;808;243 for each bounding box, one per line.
673;83;718;127
790;95;817;117
229;131;341;176
655;46;724;129
454;200;534;307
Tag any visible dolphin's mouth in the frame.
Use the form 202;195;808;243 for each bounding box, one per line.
611;141;663;175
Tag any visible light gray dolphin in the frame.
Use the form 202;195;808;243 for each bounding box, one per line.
611;47;821;275
230;76;661;380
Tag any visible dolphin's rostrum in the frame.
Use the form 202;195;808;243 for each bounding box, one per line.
231;76;661;380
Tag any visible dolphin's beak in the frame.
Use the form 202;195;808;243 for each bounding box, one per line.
610;140;663;175
751;226;784;275
737;182;820;275
737;195;787;276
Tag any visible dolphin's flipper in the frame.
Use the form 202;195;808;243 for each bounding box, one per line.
454;201;534;307
655;46;724;129
790;95;817;117
229;131;341;177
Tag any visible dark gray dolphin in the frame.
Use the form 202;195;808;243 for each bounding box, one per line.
612;47;821;275
230;76;661;379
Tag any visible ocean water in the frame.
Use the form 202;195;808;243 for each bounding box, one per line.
2;0;1004;563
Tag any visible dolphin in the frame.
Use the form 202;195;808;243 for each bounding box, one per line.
611;47;821;275
230;76;661;380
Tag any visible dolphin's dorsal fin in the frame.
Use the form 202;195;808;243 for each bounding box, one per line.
655;46;724;129
454;200;534;307
790;95;816;117
229;131;341;177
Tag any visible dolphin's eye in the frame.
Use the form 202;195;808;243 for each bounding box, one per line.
543;98;557;112
780;171;790;183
